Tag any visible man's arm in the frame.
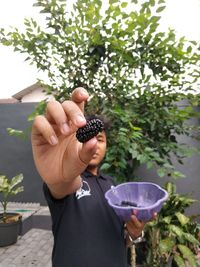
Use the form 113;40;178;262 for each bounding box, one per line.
31;88;98;198
125;212;157;247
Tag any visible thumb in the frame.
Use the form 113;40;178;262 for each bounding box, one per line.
79;137;98;165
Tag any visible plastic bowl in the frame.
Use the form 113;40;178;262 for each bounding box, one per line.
105;182;168;222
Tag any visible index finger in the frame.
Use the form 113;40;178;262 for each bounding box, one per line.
71;87;89;113
129;214;145;229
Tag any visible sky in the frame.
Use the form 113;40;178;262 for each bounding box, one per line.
0;0;200;99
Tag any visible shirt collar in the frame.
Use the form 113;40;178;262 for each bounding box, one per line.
82;170;107;180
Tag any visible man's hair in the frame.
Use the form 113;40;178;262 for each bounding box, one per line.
85;114;110;132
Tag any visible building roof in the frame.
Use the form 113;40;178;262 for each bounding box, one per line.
12;83;42;101
0;98;19;103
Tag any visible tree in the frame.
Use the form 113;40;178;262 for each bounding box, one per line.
1;0;200;182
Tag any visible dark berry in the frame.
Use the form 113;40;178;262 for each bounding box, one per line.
76;118;104;143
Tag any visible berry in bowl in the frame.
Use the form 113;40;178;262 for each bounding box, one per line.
105;182;168;222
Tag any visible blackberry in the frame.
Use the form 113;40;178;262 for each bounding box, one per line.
76;118;104;143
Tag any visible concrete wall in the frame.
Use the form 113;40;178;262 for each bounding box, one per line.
0;103;47;205
0;102;199;220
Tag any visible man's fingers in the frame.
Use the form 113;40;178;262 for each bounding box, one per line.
45;100;70;135
41;88;89;137
33;88;89;146
128;215;145;229
62;100;86;128
71;87;89;112
45;98;87;136
32;115;58;146
126;215;145;240
78;137;98;165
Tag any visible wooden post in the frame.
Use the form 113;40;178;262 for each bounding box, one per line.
130;244;136;267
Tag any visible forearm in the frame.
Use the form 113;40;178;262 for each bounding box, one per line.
47;175;82;199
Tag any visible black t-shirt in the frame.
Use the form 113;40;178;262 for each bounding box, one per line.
43;171;128;267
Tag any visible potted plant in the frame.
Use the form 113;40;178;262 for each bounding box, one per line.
0;173;24;247
143;182;200;267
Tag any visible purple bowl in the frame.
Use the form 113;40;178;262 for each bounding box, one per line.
105;182;168;222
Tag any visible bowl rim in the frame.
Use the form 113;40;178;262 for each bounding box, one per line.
105;181;168;210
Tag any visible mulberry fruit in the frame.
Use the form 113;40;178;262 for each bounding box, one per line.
76;118;104;143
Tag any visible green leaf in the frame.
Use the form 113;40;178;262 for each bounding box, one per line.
190;40;197;45
132;126;142;131
165;182;176;195
100;163;110;171
7;128;27;139
157;168;166;177
171;171;185;179
177;245;197;267
0;176;9;191
149;0;155;6
169;225;183;237
0;173;24;207
121;2;128;8
183;233;200;245
175;212;190;225
130;150;138;159
162;216;172;224
173;255;185;267
187;46;192;53
11;186;24;195
159;237;175;253
156;6;166;13
10;174;24;190
147;161;154;169
109;0;119;4
137;154;148;164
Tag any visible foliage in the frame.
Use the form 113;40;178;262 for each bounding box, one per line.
144;182;200;267
6;128;29;140
0;174;24;223
0;0;200;182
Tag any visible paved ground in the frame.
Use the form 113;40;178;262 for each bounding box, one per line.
0;229;53;267
0;203;53;267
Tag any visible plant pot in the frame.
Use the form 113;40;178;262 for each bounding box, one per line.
0;213;22;247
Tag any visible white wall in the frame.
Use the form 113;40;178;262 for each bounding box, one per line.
21;87;54;102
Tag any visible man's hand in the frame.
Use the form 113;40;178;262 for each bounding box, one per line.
31;88;98;198
125;212;157;246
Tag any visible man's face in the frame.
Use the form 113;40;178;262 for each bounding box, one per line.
88;130;107;168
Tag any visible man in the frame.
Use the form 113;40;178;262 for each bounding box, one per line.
31;87;152;267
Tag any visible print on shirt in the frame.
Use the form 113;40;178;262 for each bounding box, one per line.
76;180;91;199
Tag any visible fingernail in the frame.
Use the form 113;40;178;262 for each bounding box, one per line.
61;123;69;134
80;89;88;97
75;115;86;125
50;135;58;145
